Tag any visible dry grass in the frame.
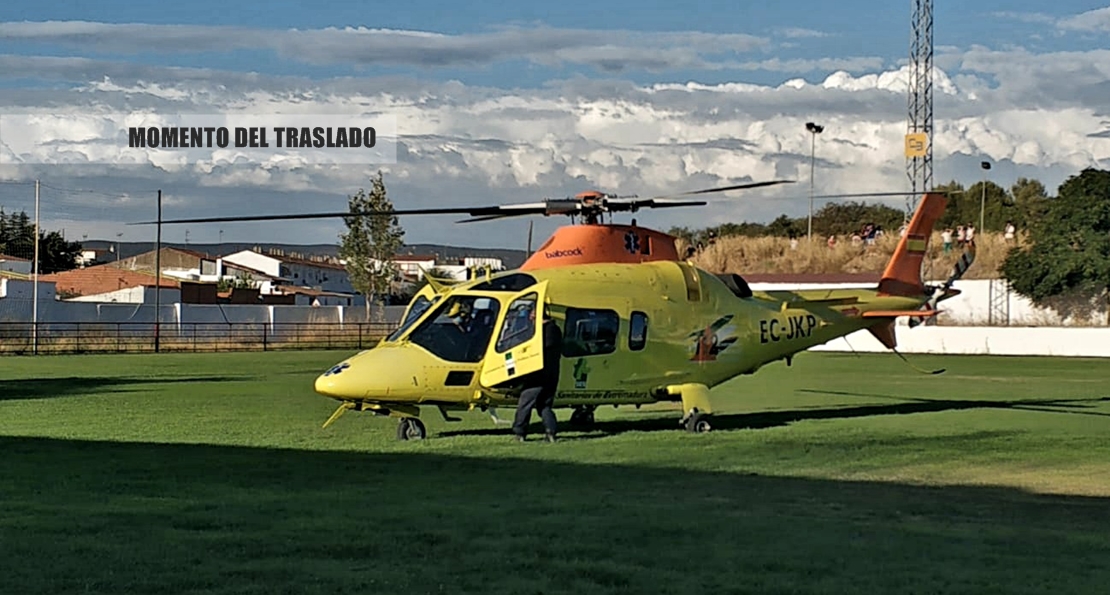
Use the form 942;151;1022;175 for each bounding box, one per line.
683;231;1022;280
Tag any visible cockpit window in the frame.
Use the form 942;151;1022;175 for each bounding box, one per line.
406;295;501;362
387;294;438;342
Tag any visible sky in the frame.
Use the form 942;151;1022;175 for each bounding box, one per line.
0;1;1109;250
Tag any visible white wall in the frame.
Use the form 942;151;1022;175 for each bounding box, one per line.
813;326;1110;357
0;296;405;326
68;286;146;303
0;258;31;275
748;279;1108;327
281;262;353;293
0;278;56;300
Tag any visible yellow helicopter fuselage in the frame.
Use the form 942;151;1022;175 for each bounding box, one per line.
314;192;959;438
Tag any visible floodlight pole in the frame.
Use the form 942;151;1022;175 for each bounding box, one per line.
809;132;815;241
155;189;162;353
805;122;824;242
979;161;991;234
32;179;39;354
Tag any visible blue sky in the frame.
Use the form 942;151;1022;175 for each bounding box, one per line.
2;0;1107;88
0;2;1108;247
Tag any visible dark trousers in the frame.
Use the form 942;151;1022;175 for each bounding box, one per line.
512;384;557;437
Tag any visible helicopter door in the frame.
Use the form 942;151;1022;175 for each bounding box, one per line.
479;281;549;389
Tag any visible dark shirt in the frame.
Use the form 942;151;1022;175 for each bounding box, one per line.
541;319;562;384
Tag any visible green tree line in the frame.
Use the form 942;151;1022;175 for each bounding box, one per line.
668;177;1051;245
0;208;83;274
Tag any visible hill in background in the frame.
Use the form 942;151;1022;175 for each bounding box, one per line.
80;241;530;269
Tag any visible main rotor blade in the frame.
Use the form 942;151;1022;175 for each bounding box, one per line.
650;179;794;200
128;203;551;225
772;190;961;201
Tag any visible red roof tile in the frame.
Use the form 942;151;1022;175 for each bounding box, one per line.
41;263;180;297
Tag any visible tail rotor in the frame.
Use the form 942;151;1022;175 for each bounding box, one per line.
909;241;976;328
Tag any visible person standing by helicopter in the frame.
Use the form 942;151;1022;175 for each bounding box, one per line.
512;305;563;442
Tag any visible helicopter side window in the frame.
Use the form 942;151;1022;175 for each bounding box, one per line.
629;311;648;351
561;307;619;357
406;296;500;363
494;293;538;353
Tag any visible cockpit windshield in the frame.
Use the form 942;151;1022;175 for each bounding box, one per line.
387;294;439;342
406;295;502;362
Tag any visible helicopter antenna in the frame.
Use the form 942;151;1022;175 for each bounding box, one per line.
891;346;945;375
526;220;534;257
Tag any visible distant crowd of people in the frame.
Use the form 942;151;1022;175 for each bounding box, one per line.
686;219;1018;256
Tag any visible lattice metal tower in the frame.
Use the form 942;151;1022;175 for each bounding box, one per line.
905;0;934;216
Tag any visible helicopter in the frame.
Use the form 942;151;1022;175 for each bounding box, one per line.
135;180;971;440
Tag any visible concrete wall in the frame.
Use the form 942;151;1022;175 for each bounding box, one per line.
0;258;32;275
1;278;57;300
812;325;1110;357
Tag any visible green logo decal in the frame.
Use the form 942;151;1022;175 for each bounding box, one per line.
573;357;590;388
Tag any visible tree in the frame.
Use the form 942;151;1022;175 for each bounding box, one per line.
37;230;83;274
1010;177;1051;230
0;208;82;274
339;171;405;322
999;168;1110;323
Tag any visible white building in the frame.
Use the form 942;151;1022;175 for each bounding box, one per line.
221;249;353;294
65;285;182;304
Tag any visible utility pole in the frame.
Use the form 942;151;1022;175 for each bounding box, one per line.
805;121;824;241
155;189;162;353
32;179;39;355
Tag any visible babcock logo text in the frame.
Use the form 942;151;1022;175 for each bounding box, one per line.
545;247;583;258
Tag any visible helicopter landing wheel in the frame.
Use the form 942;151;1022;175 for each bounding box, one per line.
569;406;596;428
683;409;712;434
397;417;427;441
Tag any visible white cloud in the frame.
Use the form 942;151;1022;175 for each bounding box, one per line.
991;11;1057;25
0;26;1108;248
1057;7;1110;32
992;7;1110;34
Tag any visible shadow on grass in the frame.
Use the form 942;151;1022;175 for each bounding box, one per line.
0;375;249;401
1;435;1108;595
442;394;1110;439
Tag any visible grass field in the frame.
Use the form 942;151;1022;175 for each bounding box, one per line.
3;350;1110;594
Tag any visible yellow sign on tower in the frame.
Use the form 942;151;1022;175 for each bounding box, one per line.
904;132;928;158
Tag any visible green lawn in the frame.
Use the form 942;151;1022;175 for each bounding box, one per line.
2;350;1110;594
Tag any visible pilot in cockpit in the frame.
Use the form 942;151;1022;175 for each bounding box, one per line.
446;301;473;333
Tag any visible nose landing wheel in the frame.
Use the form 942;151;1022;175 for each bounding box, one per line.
397;417;427;440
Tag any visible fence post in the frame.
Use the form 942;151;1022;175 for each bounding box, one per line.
358;323;363;349
263;324;268;351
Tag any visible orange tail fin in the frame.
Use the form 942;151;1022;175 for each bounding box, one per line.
877;192;947;297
